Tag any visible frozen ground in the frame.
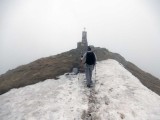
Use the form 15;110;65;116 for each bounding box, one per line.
0;59;160;120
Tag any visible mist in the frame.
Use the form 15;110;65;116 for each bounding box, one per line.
0;0;160;78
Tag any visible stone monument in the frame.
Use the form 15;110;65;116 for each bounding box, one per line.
77;28;88;54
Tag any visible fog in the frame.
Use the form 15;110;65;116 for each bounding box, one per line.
0;0;160;78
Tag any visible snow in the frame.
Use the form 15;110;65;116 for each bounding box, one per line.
0;59;160;120
94;60;160;120
0;75;88;120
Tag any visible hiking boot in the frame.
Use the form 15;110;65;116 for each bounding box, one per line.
87;85;91;88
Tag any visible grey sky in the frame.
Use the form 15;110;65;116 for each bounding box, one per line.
0;0;160;78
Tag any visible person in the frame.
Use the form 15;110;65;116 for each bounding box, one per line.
82;46;97;88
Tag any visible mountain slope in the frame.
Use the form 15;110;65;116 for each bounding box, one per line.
0;47;160;96
0;60;160;120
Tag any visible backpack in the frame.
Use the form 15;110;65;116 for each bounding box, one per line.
86;52;96;65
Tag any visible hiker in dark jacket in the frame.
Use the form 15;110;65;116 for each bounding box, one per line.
82;46;97;88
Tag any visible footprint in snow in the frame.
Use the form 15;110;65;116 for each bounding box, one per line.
69;82;73;85
109;88;113;92
104;96;110;105
117;112;125;119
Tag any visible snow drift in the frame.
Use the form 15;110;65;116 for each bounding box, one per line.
0;59;160;120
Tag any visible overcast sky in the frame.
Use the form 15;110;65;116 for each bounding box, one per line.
0;0;160;78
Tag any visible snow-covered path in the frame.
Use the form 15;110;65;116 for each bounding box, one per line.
0;74;89;120
0;59;160;120
93;60;160;120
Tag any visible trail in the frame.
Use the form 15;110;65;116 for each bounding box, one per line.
0;60;160;120
79;73;99;120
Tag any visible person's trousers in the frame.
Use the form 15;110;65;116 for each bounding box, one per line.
85;64;94;86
